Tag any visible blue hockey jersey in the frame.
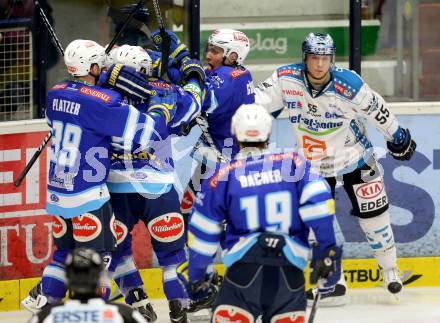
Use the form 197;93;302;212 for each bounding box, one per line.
45;81;169;218
187;150;337;280
199;66;255;158
107;78;202;194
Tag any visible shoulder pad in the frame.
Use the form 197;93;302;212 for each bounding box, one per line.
332;67;364;100
78;85;121;104
276;63;304;79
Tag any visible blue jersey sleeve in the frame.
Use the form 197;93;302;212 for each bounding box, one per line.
188;178;226;281
297;164;336;251
79;94;168;149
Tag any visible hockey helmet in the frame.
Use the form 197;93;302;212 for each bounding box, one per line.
64;39;106;77
302;32;336;62
65;248;103;296
115;45;152;75
231;104;273;142
207;29;250;65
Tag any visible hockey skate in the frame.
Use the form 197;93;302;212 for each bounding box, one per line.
382;267;403;295
127;288;157;322
21;283;49;314
169;299;188;323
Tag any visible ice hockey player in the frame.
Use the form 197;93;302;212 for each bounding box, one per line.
183;103;342;323
28;248;148;323
21;39;177;313
178;28;256;220
254;32;416;305
104;44;205;323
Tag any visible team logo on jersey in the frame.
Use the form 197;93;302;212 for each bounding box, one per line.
230;69;248;79
282;89;304;97
180;189;196;213
271;311;305;323
52;216;67;239
302;136;327;161
130;172;148;180
334;82;354;99
51;83;68;90
49;193;59;203
148;213;184;242
112;218;128;245
209;160;245;189
278;68;302;78
79;86;112;103
353;180;388;213
72;213;102;242
149;81;171;89
213;305;254;323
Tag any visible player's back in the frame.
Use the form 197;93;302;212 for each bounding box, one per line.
203;65;255;156
30;298;145;323
200;150;334;270
45;81;124;217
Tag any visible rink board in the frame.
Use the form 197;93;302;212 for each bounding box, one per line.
0;256;439;312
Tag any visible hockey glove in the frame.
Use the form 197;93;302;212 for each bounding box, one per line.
151;29;190;64
147;90;177;125
148;49;182;83
180;58;206;88
176;261;218;311
387;127;416;161
103;64;154;101
310;245;342;285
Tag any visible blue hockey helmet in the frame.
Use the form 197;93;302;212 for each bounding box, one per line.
302;32;336;62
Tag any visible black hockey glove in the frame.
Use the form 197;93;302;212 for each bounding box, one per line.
102;64;154;101
309;245;342;285
176;261;218;305
387;128;416;161
180;58;206;88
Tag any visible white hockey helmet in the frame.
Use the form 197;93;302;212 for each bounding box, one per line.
207;29;250;65
64;39;106;76
104;44;120;69
231;104;273;142
115;45;152;75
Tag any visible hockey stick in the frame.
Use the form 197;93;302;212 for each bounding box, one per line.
151;0;171;78
13;1;145;187
34;0;64;55
14;1;63;187
150;0;226;163
307;280;323;323
106;0;145;55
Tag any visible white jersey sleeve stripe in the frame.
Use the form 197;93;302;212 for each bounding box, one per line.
300;180;329;204
139;114;155;150
122;106;140;148
189;235;219;257
299;200;333;222
191;210;223;235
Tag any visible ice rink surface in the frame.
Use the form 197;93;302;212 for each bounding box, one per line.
2;287;440;323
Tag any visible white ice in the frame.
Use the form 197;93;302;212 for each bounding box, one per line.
2;287;440;323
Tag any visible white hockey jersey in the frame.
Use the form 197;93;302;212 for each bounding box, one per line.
28;298;147;323
255;63;400;177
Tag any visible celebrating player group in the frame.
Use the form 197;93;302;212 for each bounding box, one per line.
22;4;416;323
